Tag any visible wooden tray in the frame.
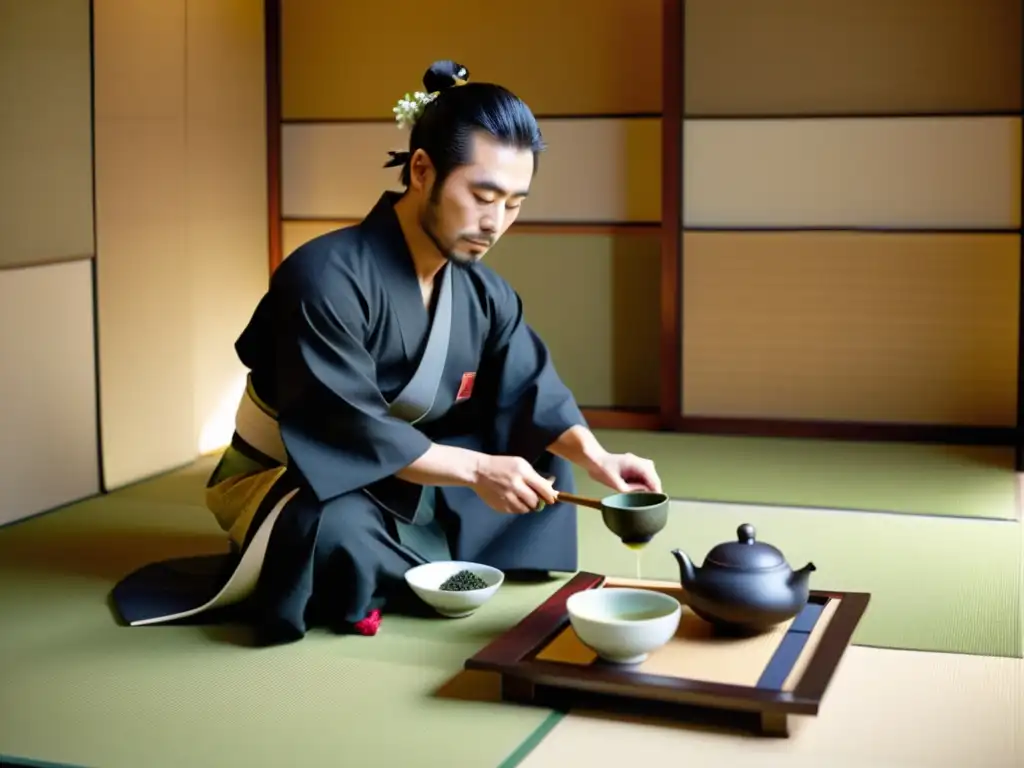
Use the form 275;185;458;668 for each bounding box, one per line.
464;572;870;737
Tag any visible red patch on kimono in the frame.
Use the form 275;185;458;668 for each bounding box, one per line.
456;372;476;402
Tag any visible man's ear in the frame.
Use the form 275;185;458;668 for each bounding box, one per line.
408;149;434;193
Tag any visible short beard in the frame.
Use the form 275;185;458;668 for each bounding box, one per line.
419;198;480;267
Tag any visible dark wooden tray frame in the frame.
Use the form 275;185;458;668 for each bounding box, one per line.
464;571;870;737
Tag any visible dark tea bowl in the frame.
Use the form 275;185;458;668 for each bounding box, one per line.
599;491;670;546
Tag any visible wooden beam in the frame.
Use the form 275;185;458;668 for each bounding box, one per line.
265;0;282;275
283;112;664;123
582;408;662;431
279;218;660;238
659;0;684;432
1017;22;1024;469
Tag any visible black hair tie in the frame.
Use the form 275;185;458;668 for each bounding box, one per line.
383;150;410;169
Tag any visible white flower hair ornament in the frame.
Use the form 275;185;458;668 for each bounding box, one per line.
392;91;438;130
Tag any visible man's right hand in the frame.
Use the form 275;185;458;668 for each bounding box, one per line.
472;455;557;514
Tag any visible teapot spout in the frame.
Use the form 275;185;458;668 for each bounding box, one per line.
670;548;697;588
789;562;817;589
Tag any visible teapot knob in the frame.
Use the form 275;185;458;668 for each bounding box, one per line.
737;523;756;544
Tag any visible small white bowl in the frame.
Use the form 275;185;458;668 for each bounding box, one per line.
403;560;504;618
566;587;682;664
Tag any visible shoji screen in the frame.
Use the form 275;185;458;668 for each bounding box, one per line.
676;0;1023;435
0;0;100;525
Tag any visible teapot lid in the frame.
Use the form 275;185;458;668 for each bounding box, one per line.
705;524;784;570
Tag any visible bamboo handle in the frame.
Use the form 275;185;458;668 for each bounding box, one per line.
555;492;604;511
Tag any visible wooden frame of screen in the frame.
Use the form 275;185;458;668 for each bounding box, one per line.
263;0;1024;464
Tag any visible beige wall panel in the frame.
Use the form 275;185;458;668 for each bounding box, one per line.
684;0;1022;116
485;233;661;408
681;232;1020;426
0;261;99;525
186;0;269;454
524;119;660;223
95;0;268;486
684;117;1021;229
280;123;398;219
282;119;660;222
0;0;94;268
93;0;186;120
281;0;661;120
95;115;194;489
94;0;194;490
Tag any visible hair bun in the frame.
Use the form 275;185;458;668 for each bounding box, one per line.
423;60;470;93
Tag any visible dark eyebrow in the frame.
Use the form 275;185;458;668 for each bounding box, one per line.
473;180;530;198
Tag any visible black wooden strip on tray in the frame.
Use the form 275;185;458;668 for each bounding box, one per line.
755;601;826;690
790;598;827;633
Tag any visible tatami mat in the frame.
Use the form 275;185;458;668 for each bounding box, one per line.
0;439;1021;767
516;646;1024;768
574;430;1018;520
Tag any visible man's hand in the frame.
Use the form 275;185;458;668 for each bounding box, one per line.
586;451;662;495
546;425;662;495
471;455;557;514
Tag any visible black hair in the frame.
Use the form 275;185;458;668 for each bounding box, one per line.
384;61;546;193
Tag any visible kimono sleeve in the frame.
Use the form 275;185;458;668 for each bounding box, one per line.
276;283;432;503
478;278;587;461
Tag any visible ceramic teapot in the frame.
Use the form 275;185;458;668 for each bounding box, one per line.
671;524;816;633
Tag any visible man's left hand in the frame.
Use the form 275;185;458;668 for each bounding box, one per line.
587;452;662;494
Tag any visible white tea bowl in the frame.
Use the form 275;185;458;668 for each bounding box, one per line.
566;587;682;664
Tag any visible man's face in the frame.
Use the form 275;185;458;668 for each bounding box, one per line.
416;132;534;265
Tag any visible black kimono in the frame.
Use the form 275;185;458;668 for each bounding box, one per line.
111;192;587;643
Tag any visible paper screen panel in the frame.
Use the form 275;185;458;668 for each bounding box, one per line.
92;0;185;120
0;0;94;268
683;117;1021;230
93;0;196;490
186;0;270;455
282;118;660;223
94;0;268;481
684;0;1022;116
0;261;99;524
280;0;661;119
484;233;661;408
680;232;1020;426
